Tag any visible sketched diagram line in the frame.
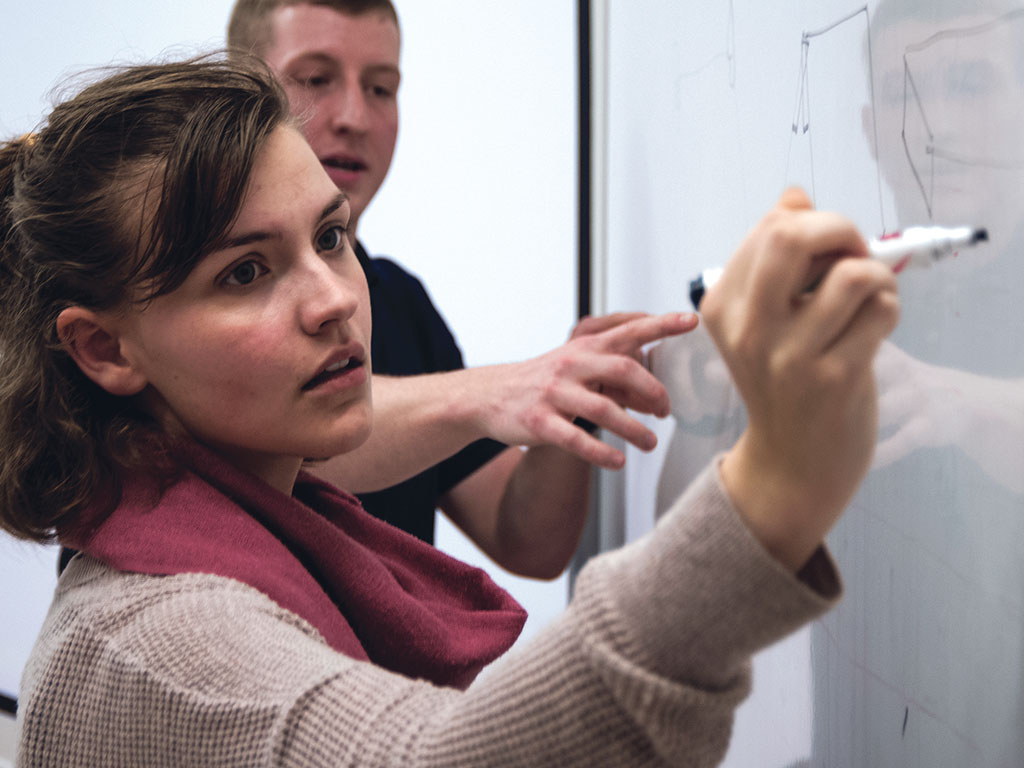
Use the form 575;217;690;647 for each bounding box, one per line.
901;9;1024;219
786;5;887;234
674;0;736;100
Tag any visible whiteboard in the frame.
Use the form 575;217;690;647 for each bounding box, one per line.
605;1;1024;766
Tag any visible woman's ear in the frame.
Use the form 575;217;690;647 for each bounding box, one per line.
56;307;147;396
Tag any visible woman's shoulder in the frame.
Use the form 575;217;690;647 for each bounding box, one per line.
57;555;325;644
30;556;350;701
17;558;398;767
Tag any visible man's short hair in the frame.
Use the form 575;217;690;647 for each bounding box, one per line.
228;0;400;56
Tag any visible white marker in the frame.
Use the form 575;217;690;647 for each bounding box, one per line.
689;225;988;309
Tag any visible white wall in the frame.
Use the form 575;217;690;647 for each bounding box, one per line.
0;1;577;744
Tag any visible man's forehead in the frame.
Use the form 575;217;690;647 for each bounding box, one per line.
263;12;399;77
269;4;400;48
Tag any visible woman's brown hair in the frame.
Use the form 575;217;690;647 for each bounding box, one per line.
0;54;291;542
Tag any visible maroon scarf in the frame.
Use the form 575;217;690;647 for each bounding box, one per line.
66;440;526;689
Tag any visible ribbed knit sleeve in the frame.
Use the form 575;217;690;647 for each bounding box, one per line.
17;460;841;767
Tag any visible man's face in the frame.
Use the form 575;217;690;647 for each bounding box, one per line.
262;4;401;236
868;12;1024;243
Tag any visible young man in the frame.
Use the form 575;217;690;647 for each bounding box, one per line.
227;0;695;578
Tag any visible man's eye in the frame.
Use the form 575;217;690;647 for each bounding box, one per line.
317;225;347;252
223;260;268;287
289;72;329;89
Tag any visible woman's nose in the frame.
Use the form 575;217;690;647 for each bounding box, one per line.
298;256;360;335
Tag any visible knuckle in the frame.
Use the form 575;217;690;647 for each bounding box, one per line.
830;259;875;292
609;355;636;380
700;292;725;325
760;207;787;230
816;356;850;390
765;218;802;254
550;352;577;380
523;409;548;435
573;317;599;337
566;429;595;458
589;398;614;423
879;290;901;330
733;331;763;367
540;377;561;401
768;346;805;384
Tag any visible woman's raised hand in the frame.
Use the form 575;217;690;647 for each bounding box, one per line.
701;188;900;572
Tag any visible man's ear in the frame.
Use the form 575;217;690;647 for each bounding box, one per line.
56;307;147;396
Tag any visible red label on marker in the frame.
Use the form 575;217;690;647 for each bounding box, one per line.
892;254;912;273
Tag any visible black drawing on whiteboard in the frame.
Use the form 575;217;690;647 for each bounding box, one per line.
786;5;887;233
673;0;736;100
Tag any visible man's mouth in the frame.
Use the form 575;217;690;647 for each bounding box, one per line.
322;157;367;173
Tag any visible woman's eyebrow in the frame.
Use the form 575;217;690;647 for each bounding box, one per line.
218;193;348;250
319;192;347;222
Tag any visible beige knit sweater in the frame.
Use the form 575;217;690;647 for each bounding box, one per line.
17;462;840;766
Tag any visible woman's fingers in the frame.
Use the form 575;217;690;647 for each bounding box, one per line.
794;256;899;357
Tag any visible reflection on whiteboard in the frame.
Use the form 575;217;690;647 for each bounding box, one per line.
898;10;1024;218
607;0;1024;765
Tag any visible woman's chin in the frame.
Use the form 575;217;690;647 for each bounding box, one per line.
312;415;375;461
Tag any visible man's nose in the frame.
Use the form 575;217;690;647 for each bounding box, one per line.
328;83;369;134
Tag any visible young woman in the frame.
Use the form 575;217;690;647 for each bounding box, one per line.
0;56;898;766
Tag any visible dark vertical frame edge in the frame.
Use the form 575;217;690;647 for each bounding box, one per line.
569;0;598;596
577;0;592;321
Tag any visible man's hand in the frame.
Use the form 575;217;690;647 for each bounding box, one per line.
464;312;698;470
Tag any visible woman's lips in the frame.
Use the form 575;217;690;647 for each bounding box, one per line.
302;358;367;393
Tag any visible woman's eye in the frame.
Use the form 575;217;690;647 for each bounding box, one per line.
316;225;347;253
222;260;268;287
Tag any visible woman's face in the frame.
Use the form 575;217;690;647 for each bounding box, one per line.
118;126;373;490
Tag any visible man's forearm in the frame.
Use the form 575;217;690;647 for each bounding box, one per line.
438;444;591;579
495;445;592;578
314;372;488;493
312;312;694;495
